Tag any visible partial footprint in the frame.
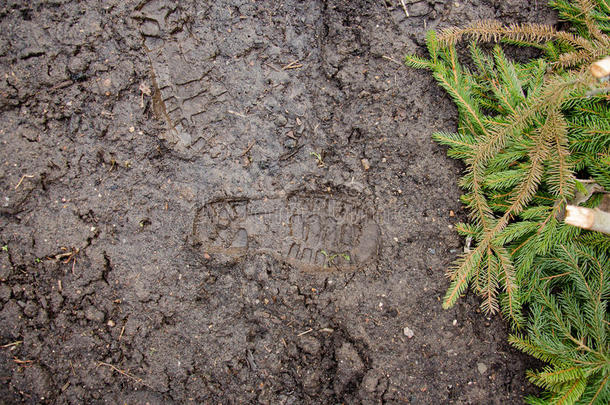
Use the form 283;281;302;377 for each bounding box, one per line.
193;193;379;271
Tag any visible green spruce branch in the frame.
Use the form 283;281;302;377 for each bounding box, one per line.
406;0;609;403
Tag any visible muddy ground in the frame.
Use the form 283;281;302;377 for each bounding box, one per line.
0;1;558;404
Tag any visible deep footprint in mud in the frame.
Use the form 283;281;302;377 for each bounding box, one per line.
193;193;380;271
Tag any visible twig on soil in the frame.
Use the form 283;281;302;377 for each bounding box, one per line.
97;361;153;388
264;62;280;72
228;110;247;118
38;80;73;97
282;60;303;70
297;328;313;336
53;247;79;262
14;174;34;190
13;357;33;364
51;80;74;91
382;55;402;65
400;0;410;17
53;247;79;274
279;144;304;162
240;141;256;156
1;341;22;349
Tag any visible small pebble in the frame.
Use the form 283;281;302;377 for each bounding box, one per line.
361;158;371;171
85;307;105;323
107;320;115;327
452;319;457;326
403;326;414;338
284;138;297;149
477;362;488;374
275;115;287;126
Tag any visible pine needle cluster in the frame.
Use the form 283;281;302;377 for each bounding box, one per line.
510;243;609;404
406;1;609;403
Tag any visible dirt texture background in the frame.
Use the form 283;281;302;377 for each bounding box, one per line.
0;1;558;404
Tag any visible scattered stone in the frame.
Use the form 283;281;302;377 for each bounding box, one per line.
49;292;63;313
107;319;116;327
275;115;288;126
0;284;11;301
408;2;431;17
334;342;365;395
85;306;105;322
298;335;321;355
302;369;321;394
284;137;297;149
403;326;414;338
15;364;52;401
23;301;38;318
361;370;379;393
68;56;89;75
141;20;160;37
477;362;488;374
0;300;23;339
361;158;371;170
0;253;11;280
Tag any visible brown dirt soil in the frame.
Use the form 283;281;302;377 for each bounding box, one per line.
0;1;558;404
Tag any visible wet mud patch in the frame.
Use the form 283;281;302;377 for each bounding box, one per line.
1;0;558;404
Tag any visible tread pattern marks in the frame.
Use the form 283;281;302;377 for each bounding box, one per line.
193;195;379;271
138;2;219;147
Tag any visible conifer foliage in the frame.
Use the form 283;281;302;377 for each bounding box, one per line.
406;1;609;403
509;243;609;404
